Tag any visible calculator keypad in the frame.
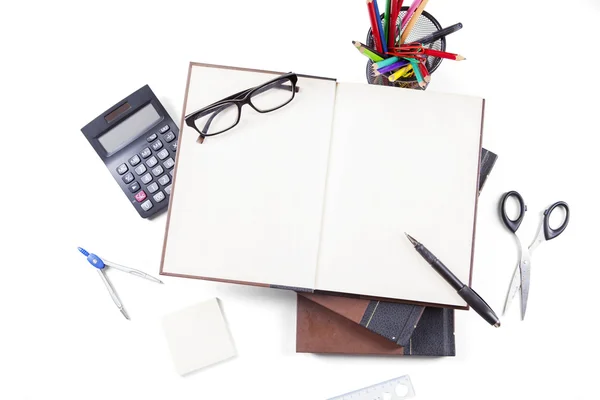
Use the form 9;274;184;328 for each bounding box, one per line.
146;156;158;168
119;123;178;217
140;147;152;158
117;163;128;175
151;140;163;151
134;164;147;175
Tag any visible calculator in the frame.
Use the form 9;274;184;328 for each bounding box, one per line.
81;85;178;218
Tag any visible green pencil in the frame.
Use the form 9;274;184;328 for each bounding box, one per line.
384;0;392;41
352;41;385;62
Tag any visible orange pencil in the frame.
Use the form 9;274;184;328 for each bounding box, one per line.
400;0;429;44
367;0;384;52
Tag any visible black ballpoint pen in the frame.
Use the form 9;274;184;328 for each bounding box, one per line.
405;233;501;327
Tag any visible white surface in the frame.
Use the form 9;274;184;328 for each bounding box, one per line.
162;298;236;376
162;65;337;288
1;1;599;399
316;83;482;306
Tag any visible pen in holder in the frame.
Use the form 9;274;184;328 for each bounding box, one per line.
367;7;446;90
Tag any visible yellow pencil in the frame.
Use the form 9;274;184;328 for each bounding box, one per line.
400;0;430;44
388;65;413;82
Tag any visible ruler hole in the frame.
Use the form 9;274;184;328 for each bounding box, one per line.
395;384;409;397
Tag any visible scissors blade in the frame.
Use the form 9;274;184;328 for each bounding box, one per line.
519;252;532;320
503;263;521;315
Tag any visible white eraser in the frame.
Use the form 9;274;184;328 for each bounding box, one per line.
162;298;236;376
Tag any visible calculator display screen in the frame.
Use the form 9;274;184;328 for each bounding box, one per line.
98;103;161;153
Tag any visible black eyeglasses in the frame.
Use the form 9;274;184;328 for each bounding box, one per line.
185;72;299;141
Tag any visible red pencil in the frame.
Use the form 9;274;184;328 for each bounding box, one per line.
367;0;384;52
421;48;466;60
418;59;430;83
388;0;404;48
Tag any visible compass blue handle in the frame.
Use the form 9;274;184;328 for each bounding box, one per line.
78;247;105;269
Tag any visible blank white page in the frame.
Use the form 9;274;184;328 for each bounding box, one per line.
315;83;483;307
162;65;337;288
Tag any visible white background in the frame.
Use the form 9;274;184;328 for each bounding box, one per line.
1;0;599;399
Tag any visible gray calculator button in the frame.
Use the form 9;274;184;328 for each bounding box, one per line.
146;156;158;168
159;124;169;134
170;170;174;177
157;149;169;160
163;157;175;169
152;165;164;177
153;191;166;203
140;147;151;159
146;133;157;142
129;181;140;192
134;164;147;175
170;143;177;152
151;140;163;151
141;173;153;184
141;200;153;211
147;182;159;193
158;174;170;186
122;172;134;184
165;185;172;195
116;163;128;175
164;131;176;143
128;154;141;166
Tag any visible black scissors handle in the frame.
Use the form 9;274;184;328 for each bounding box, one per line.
500;191;527;233
543;201;570;240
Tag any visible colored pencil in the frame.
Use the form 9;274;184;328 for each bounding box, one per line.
367;0;384;52
418;60;430;83
373;56;400;69
388;0;399;48
400;0;429;44
413;23;463;45
388;65;412;82
352;41;385;62
372;0;388;53
407;58;426;88
374;59;410;75
401;0;423;31
384;0;392;44
421;48;466;60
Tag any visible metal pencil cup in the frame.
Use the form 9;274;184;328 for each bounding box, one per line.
367;7;446;90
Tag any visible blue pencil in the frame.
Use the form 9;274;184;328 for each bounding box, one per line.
372;0;388;53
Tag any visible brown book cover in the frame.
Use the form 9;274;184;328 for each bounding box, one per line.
296;295;455;356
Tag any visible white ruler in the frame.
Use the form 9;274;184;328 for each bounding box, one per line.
327;375;416;400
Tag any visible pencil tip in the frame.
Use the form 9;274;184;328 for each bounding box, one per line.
405;233;418;246
457;55;466;61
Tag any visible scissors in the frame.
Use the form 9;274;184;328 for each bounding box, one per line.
78;247;163;320
499;191;570;320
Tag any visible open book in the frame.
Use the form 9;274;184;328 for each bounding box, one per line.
160;63;484;308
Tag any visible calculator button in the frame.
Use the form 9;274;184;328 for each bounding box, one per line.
140;147;152;159
116;163;128;175
170;143;177;152
146;133;158;142
129;181;140;192
146;156;158;168
134;190;147;202
159;125;170;134
170;170;174;177
140;200;153;211
128;154;141;166
152;165;164;177
157;149;169;160
122;172;134;184
151;140;163;151
141;173;153;184
134;164;147;175
165;185;172;195
163;157;175;169
164;131;176;143
153;191;166;203
147;182;159;194
158;174;170;186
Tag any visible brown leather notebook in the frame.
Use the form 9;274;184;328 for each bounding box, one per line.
296;295;455;356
